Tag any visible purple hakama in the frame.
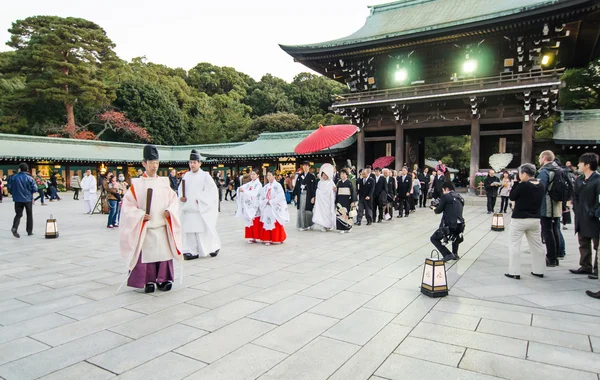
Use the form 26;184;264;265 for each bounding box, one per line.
127;254;174;288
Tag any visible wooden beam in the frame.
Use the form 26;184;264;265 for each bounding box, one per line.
364;136;396;142
357;129;365;170
364;116;524;131
480;129;523;136
470;118;481;193
395;124;404;171
521;119;535;164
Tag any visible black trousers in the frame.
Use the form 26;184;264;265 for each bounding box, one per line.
357;198;373;223
374;196;384;221
419;192;427;207
225;188;233;200
73;188;80;200
486;196;497;212
13;202;33;234
397;197;410;216
541;217;560;264
500;196;509;213
430;226;464;258
577;234;599;273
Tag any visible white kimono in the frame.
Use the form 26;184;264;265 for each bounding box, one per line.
178;169;221;257
312;178;337;230
120;176;182;270
259;180;290;230
80;174;97;213
235;179;262;227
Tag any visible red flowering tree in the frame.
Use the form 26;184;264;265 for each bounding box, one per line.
49;111;151;142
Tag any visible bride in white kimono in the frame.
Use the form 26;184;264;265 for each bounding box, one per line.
259;171;290;245
312;163;337;232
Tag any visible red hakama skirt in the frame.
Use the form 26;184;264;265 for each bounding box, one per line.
260;221;287;243
245;217;262;240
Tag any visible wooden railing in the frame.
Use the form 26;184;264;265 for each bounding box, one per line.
333;68;564;107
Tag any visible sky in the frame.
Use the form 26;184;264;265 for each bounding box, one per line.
0;0;391;82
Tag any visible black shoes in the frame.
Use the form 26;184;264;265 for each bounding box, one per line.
183;253;199;261
157;282;172;292
210;250;219;258
11;228;20;238
569;267;593;275
531;272;544;278
355;222;361;226
546;259;559;267
586;290;600;299
505;273;520;280
366;221;372;226
27;232;33;236
588;274;599;280
144;283;155;293
442;254;457;262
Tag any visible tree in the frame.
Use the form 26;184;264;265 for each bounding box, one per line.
6;16;119;128
246;74;294;116
559;59;600;109
187;63;254;100
288;72;347;119
244;112;303;140
48;111;150;141
425;136;471;169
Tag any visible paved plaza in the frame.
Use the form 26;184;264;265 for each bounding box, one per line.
0;195;599;380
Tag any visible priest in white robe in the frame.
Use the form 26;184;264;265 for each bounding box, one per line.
81;169;97;214
235;169;263;242
178;149;221;260
120;145;182;293
312;163;337;231
259;171;289;245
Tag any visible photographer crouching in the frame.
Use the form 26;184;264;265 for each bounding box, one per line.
430;181;465;262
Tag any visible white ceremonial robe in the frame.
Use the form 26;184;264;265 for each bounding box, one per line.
312;178;337;230
120;176;182;270
178;169;221;257
259;181;290;230
235;179;262;227
80;174;97;213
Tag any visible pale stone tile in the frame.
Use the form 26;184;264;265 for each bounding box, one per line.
0;295;90;325
89;324;206;374
591;335;599;353
242;270;297;288
334;265;380;282
175;318;275;363
0;298;29;313
254;312;338;354
527;341;600;373
395;337;465;367
347;275;398;295
110;304;208;339
185;344;287;380
478;318;591;351
297;278;355;299
116;352;205;380
329;324;411;380
422;310;481;331
249;295;322;325
33;308;143;346
290;268;341;285
0;337;49;366
60;292;149;320
390;295;439;327
519;290;595;308
282;260;332;274
0;313;75;345
532;314;600;338
323;307;395;345
309;291;373;319
187;284;261;309
411;322;527;358
364;287;419;313
434;298;532;325
191;272;257;292
359;256;399;269
181;299;267;332
460;348;598;380
258;337;359;380
322;257;365;271
40;271;116;288
376;354;498;380
38;362;115;380
244;281;310;304
0;284;52;303
0;330;131;379
15;281;106;304
125;288;207;314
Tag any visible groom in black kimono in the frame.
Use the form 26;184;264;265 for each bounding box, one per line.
293;161;318;230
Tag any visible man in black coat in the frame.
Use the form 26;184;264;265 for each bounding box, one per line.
396;167;411;217
483;170;501;214
430;181;465;261
293;161;318;230
372;167;387;222
356;169;375;225
432;171;445;200
383;168;396;220
570;154;600;288
418;167;430;208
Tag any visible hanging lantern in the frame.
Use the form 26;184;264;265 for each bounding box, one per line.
45;214;59;239
491;213;505;231
421;250;448;298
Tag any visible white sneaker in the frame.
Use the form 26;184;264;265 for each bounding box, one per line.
264;242;271;246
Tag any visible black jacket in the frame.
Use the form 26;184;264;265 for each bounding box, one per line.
384;176;396;201
434;190;465;229
484;175;500;197
168;175;178;191
373;175;386;199
418;171;430;190
396;175;412;198
293;172;318;211
357;176;375;200
433;175;445;198
573;171;600;238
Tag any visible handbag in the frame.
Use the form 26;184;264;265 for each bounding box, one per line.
348;205;358;218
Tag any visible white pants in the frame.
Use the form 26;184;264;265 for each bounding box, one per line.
84;195;96;214
183;233;209;258
508;218;546;276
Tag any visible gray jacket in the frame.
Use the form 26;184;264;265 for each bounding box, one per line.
537;162;562;218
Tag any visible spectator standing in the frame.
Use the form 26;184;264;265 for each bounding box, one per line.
168;169;179;192
418;167;429;208
537;150;563;267
103;172;119;228
484;170;501;214
8;163;37;238
1;174;8;200
33;174;47;206
499;171;512;213
71;173;82;200
505;164;546;279
81;169;97;214
116;173;129;227
49;171;61;201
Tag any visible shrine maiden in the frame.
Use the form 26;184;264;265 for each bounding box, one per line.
259;171;289;244
312;163;337;231
178;149;221;260
120;145;182;293
235;169;263;242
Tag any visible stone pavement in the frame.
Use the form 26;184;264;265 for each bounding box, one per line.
0;195;599;380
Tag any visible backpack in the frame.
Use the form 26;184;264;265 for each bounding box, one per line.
548;167;574;202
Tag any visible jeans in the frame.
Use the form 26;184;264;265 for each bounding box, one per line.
116;202;122;225
540;217;560;264
13;202;33;234
49;186;60;200
73;188;80;200
500;196;509;213
34;189;45;204
487;196;497;212
558;227;566;257
107;200;118;226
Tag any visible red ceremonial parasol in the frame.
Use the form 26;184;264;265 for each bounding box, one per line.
372;156;395;169
294;124;359;155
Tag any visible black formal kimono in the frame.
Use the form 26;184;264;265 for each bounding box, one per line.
384;175;396;219
373;175;387;222
336;179;357;231
293;171;317;229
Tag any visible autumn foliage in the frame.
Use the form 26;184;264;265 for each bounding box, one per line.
49;111;151;142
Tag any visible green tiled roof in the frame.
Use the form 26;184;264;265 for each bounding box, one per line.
281;0;559;52
554;110;600;144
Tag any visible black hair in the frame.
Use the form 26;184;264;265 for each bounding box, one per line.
18;163;28;172
340;168;349;176
579;153;599;171
365;165;372;170
442;181;455;191
374;167;381;171
301;161;311;166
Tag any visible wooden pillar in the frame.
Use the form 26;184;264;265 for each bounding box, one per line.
521;118;534;164
469;118;480;192
357;129;365;169
395;123;404;171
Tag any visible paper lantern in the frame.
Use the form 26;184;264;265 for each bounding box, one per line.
421;250;448;298
491;213;505;231
45;214;59;239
